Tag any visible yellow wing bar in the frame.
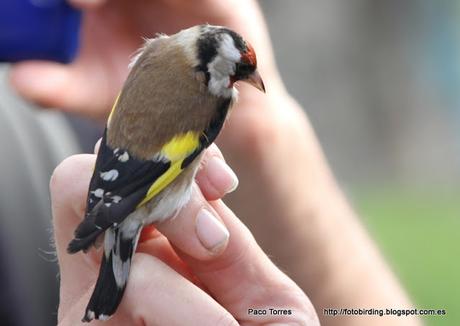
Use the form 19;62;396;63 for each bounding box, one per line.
161;131;200;161
137;131;200;207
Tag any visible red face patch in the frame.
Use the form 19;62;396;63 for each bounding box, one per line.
241;42;257;67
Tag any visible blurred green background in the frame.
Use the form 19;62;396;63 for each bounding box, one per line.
262;1;460;325
356;188;459;325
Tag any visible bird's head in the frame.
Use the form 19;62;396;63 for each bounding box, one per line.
177;25;265;98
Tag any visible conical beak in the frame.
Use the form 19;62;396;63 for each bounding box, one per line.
244;70;265;93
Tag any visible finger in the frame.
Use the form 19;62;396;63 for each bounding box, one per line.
67;0;107;10
177;200;319;325
196;144;238;201
132;144;237;262
58;254;237;326
50;155;188;301
155;184;230;261
50;154;100;310
123;254;237;326
136;232;199;285
50;154;204;311
9;61;109;119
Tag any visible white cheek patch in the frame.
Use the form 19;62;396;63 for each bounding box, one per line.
207;34;241;97
219;33;241;61
208;56;232;95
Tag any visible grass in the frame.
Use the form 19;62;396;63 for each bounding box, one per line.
353;187;460;326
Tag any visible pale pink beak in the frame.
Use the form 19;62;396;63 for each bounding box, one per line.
244;70;265;93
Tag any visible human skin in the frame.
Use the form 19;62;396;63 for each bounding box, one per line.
10;0;421;325
51;145;319;325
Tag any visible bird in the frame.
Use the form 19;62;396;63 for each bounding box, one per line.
66;24;265;322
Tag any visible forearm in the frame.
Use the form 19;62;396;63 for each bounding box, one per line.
222;94;421;325
287;178;420;326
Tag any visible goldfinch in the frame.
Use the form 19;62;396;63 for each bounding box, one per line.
66;24;265;322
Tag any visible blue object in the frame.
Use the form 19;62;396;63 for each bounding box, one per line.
0;0;81;63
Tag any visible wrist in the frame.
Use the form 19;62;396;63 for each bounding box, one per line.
225;87;339;211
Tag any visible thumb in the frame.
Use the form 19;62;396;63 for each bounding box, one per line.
50;154;101;313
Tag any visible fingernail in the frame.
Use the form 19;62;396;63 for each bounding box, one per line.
195;209;229;253
207;157;239;194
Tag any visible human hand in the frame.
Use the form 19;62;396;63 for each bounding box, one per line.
9;0;306;185
10;0;331;308
10;0;321;273
9;0;316;209
9;0;285;119
51;144;319;325
14;1;417;323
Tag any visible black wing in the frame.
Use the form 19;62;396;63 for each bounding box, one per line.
67;98;231;254
67;129;170;253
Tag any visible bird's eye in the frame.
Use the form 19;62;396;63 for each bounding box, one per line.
235;62;254;79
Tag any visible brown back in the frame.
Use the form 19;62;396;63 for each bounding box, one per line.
108;36;220;159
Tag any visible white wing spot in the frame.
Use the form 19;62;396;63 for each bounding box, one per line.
98;314;111;321
86;310;95;321
105;203;112;207
92;188;104;198
118;152;129;162
151;152;168;163
113;148;120;154
100;169;119;181
112;195;122;203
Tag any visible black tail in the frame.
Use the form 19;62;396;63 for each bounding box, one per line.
82;253;125;322
82;226;141;322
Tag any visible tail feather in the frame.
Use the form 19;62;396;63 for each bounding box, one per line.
82;224;141;322
83;253;124;322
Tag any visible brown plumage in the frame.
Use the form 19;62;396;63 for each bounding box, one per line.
66;24;265;322
109;34;224;159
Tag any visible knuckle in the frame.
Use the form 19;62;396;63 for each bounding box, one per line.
206;143;224;158
201;144;225;167
50;155;84;193
50;154;95;215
